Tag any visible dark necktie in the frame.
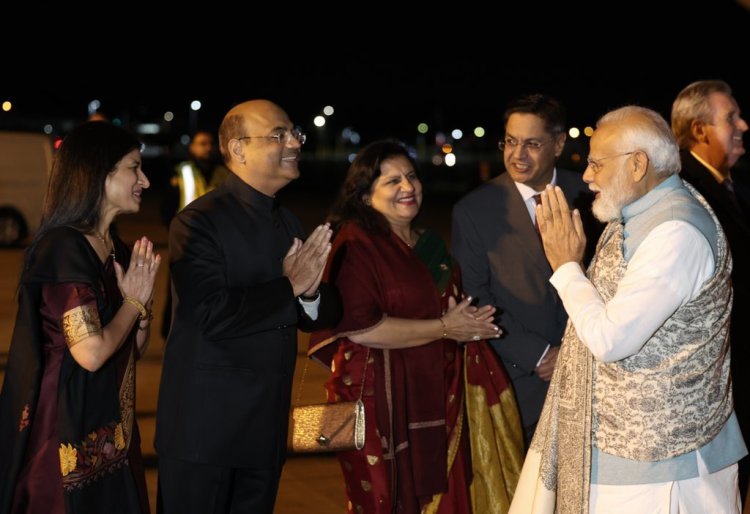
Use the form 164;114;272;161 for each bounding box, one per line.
723;179;744;213
532;193;542;233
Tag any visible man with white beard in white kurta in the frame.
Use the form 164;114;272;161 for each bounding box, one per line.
510;106;747;514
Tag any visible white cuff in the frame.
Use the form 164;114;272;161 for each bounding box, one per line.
298;294;320;321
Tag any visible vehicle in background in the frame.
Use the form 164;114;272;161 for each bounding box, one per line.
0;132;52;246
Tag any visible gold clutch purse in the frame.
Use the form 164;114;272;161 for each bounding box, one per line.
289;349;369;453
290;399;365;452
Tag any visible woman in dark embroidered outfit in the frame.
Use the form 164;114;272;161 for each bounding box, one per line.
0;122;161;514
309;141;524;514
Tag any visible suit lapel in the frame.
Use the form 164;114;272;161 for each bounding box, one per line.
499;174;551;275
682;152;750;234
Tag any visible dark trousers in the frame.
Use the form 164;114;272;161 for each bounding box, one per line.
157;456;282;514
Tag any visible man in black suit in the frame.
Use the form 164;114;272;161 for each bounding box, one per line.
452;94;599;443
672;79;750;502
155;99;340;513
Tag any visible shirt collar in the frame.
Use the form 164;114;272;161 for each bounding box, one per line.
514;168;558;201
224;172;278;210
689;150;731;184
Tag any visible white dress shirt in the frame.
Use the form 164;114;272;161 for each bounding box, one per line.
513;168;558;223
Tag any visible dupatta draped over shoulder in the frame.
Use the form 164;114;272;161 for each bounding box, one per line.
0;227;147;514
309;222;523;513
309;223;452;501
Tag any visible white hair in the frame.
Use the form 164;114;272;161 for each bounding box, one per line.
598;106;681;178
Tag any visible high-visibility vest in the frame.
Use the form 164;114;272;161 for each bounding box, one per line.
174;161;208;210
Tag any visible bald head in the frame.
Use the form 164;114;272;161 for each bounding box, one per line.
218;100;285;165
217;99;302;196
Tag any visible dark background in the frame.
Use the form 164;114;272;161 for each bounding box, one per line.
4;1;750;139
3;2;750;194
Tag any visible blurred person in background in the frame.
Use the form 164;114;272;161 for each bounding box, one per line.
160;130;229;338
167;130;229;215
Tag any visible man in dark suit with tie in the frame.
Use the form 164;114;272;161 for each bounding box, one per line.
155;99;341;513
671;79;750;502
452;94;599;443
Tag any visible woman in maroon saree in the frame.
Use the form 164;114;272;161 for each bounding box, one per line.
309;141;524;513
0;122;161;514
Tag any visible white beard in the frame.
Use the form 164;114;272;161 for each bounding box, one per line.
591;170;638;222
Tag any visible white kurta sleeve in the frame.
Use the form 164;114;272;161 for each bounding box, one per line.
549;221;715;362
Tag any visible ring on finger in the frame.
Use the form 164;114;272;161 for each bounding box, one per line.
472;335;480;341
137;263;145;267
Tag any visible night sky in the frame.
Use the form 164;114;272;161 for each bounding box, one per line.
4;3;750;148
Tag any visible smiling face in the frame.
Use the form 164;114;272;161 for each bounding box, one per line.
704;91;748;172
366;155;422;229
103;149;149;216
503;113;565;191
228;100;303;196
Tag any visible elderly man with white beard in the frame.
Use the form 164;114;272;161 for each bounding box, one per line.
509;106;747;514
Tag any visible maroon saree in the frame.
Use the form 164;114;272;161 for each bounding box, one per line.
0;227;148;514
310;222;523;513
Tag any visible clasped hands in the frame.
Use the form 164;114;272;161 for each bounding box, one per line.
441;296;501;343
535;185;587;272
115;236;161;310
283;223;333;298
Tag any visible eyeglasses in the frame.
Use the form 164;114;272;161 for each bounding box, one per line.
586;151;636;174
237;126;306;146
498;136;554;153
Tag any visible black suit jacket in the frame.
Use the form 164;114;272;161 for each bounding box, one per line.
451;169;599;431
155;173;340;470
680;150;750;442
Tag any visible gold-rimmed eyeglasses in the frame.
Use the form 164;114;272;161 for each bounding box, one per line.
237;126;306;146
498;136;555;153
586;151;636;174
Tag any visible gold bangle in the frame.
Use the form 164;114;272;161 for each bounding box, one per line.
438;317;448;338
123;296;148;319
138;311;154;330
